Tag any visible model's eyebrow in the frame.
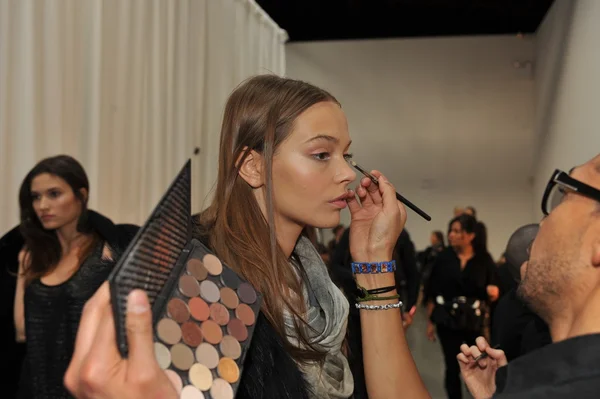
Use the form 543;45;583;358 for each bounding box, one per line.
304;135;352;149
304;134;339;144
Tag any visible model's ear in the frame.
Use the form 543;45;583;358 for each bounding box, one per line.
237;148;265;189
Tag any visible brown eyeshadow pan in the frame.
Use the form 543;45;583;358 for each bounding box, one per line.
189;297;210;321
237;282;257;304
201;319;223;345
219;287;239;310
235;303;255;326
167;298;190;323
203;254;223;276
179;275;201;297
209;302;230;326
227;318;248;342
219;335;241;360
171;343;195;371
210;378;234;399
195;343;220;369
181;321;204;347
217;357;240;384
187;258;208;281
157;318;182;345
199;280;220;303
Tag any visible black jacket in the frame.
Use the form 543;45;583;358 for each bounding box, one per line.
0;211;138;399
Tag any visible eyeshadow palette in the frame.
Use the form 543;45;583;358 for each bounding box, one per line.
153;240;261;398
108;161;262;398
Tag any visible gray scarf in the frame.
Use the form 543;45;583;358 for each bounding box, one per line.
284;236;354;398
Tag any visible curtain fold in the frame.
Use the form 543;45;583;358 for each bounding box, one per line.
0;0;287;233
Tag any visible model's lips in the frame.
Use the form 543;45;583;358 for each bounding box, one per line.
40;214;55;221
329;192;350;209
330;192;350;203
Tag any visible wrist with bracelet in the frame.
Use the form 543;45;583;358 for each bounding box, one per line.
351;260;402;310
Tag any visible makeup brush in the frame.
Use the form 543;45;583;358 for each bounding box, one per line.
349;160;432;221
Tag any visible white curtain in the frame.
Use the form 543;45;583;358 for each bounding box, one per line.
0;0;287;234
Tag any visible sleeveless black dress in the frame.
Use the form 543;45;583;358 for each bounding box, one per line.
19;242;113;399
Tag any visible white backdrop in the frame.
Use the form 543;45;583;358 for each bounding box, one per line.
0;0;287;233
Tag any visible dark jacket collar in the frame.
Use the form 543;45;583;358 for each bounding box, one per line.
497;333;600;395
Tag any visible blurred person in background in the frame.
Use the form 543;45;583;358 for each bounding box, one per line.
419;230;446;306
7;155;138;399
426;214;499;399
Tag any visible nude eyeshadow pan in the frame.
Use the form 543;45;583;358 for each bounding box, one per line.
151;240;262;398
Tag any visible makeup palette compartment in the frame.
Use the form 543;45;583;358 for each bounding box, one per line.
109;161;262;398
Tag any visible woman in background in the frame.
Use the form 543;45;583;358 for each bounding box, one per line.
426;214;499;399
13;155;138;399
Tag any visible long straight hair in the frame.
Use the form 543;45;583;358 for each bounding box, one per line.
18;155;96;284
197;75;339;363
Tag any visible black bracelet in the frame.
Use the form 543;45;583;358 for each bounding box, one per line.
355;284;397;301
367;285;396;295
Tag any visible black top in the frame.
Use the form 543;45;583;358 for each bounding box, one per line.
495;333;600;398
22;242;111;399
427;247;498;303
492;289;551;362
1;211;139;399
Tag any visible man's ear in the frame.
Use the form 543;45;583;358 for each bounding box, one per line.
237;148;265;189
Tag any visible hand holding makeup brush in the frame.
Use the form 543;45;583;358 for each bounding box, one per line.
457;336;507;399
64;283;177;399
347;170;407;264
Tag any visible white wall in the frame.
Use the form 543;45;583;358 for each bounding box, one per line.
287;36;537;258
533;0;600;215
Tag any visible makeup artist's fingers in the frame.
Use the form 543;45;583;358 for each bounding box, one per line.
486;347;508;367
456;352;471;365
476;336;489;352
346;190;362;215
65;283;111;391
125;290;159;371
460;343;472;357
469;345;482;360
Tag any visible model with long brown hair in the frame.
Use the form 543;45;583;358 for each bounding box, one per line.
64;76;431;399
9;155;138;398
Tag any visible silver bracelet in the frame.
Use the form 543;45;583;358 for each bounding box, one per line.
355;300;403;310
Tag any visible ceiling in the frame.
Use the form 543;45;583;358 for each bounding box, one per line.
256;0;554;42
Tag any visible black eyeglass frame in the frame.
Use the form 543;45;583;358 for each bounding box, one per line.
541;169;600;215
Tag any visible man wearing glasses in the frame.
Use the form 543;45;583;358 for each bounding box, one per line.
458;154;600;398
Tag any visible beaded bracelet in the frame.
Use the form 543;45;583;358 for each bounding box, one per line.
351;260;396;274
355;300;403;310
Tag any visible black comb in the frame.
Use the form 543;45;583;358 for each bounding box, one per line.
108;160;192;357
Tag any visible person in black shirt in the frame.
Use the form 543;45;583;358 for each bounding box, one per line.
426;214;499;399
419;230;445;304
458;154;600;398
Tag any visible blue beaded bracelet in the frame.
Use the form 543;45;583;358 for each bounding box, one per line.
351;260;396;274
